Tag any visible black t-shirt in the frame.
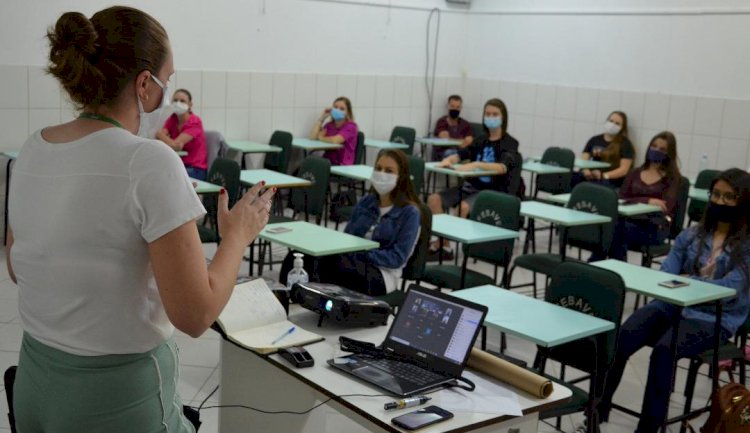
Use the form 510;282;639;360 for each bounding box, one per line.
457;133;521;194
583;134;635;161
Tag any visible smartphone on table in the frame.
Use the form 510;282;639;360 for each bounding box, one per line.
391;406;454;430
658;279;689;289
266;226;292;234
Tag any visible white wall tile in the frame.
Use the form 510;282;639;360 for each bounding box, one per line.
226;72;251;109
689;135;720;174
225;108;249;139
315;74;337;108
200;108;226;133
392;108;412;131
201;71;226;109
444;77;464;101
373;108;394;140
28;66;61;109
294;108;318;138
574;88;598;122
480;79;500;102
635;128;660;160
250;73;273;108
512;113;534;148
620;91;646;130
693;97;723;137
356;75;376;108
294;74;317;108
0;66;27;109
411;77;429;109
516;83;537;115
174;70;203;104
28;109;59;134
0;110;29;149
596;90;622;122
531;116;554;149
533;85;555;118
720;99;750;140
375;76;395;108
248;108;273;142
552;119;575;148
272;73;295;108
337;75;358;102
642;93;670;131
463;78;482;109
463;107;482;125
393;76;412;108
673;133;693;174
430;77;448;109
498;81;518;111
667;95;696;135
573;121;597;151
356;107;374;138
717;138;749;171
271;108;295;136
553;86;576;120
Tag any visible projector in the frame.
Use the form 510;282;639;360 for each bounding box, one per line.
293;282;392;327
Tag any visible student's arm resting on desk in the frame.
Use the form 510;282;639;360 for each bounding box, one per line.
366;205;421;268
157;129;194;151
343;196;379;238
601;158;633;180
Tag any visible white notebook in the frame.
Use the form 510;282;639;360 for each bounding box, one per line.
216;279;323;355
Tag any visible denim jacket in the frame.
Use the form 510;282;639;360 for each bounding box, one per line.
661;226;750;335
344;194;421;269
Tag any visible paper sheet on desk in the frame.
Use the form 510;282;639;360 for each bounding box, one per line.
432;371;522;416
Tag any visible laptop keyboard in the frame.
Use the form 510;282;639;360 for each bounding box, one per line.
364;357;445;386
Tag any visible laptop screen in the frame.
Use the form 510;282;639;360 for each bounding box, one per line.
386;287;485;366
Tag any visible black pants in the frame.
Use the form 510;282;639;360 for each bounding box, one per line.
279;251;387;296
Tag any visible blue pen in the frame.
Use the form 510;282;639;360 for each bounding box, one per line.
271;326;296;345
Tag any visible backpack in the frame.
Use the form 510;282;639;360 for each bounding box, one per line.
685;382;750;433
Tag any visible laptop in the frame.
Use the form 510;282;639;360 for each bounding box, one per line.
327;285;488;396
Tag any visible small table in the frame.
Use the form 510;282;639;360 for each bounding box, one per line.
527;156;611;170
431;214;518;267
546;193;663;217
227;140;282;169
424;161;500;202
521;161;570;195
520;201;611;258
2;151;18;246
175;150;188;157
292;138;343;157
591;259;736;431
330;165;373;182
363;139;409;164
688;187;709;203
240;169;312;189
190;178;222;195
415;137;462;159
260;221;378;257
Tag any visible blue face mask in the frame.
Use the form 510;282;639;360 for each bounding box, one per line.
331;108;346;121
484;116;502;130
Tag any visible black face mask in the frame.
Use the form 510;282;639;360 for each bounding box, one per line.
706;202;742;224
448;109;460;119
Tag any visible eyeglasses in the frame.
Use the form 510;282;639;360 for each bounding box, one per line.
709;189;739;203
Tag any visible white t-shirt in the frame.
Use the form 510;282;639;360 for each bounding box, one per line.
9;128;206;356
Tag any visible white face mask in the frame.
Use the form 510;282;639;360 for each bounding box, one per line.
172;101;189;115
603;121;621;136
137;74;171;138
370;170;398;196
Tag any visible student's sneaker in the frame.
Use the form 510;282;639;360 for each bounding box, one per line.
425;248;454;262
573;417;588;433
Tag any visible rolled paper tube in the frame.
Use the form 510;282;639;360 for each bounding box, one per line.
466;348;553;398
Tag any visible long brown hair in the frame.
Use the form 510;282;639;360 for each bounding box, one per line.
601;111;629;166
46;6;169;110
372;149;429;229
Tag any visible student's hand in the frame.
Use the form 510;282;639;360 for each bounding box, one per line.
591;170;602;180
317;131;327;141
648;198;668;213
437;131;450;139
438;158;453;168
217;182;276;245
319;107;331;123
455;162;477;172
582;169;592;180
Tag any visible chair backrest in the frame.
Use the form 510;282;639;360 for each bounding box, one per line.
291;155;331;223
687;169;721;224
401;203;432;281
263;130;293;174
354;131;366;165
406;155;425;196
389;126;416;155
505;151;526;200
566;182;619;254
465;191;521;266
545;261;626;370
204;130;228;171
669;176;691;240
470;122;486;143
536;147;575;196
204;157;241;213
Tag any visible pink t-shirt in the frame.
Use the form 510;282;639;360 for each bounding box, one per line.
163;113;207;170
322;120;358;166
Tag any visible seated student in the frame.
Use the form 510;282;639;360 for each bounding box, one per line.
309;96;358;166
592;131;682;261
425;98;520;261
574;110;634;189
280;149;426;296
156;88;208;180
432;94;474;160
589;168;750;433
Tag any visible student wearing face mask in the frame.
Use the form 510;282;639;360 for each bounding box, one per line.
591;131;683;261
432;94;474;160
574;111;635;189
309;96;358;166
156;88;207;180
587;168;750;433
426;98;520;261
280;149;425;296
8;7;275;432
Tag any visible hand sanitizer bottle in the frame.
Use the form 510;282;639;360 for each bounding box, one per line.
286;253;309;290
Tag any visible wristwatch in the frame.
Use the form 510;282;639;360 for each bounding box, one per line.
603;173;610;180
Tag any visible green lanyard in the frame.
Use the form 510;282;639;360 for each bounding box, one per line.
79;112;123;129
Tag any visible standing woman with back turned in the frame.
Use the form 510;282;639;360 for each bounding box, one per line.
7;7;274;432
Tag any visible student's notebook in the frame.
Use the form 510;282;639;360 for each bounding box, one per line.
216;279;323;355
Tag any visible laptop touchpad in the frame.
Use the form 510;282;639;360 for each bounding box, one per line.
352;366;403;392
